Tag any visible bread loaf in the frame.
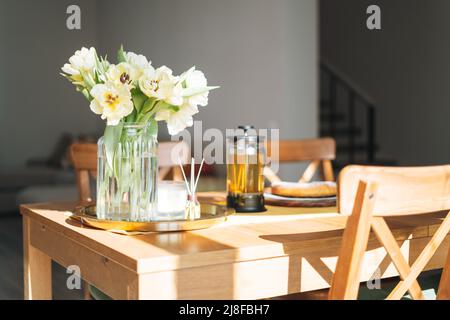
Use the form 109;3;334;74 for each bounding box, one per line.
271;181;337;198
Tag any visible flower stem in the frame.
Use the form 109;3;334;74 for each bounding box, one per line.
136;100;162;123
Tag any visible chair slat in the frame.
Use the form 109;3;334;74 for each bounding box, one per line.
338;165;450;216
437;248;450;299
321;159;335;181
265;138;336;183
299;160;320;183
70;143;97;171
328;181;378;300
158;141;190;168
387;212;450;299
70;144;96;203
267;138;335;162
371;217;424;299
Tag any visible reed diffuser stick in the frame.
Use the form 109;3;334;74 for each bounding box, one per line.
178;158;191;195
194;158;205;193
190;157;195;198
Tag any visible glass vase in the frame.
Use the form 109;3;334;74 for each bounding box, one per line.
96;122;158;221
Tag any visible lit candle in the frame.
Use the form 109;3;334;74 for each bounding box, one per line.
154;181;188;221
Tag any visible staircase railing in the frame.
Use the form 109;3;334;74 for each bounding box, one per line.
320;58;376;163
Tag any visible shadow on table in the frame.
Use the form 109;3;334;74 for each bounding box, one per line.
260;214;448;300
133;231;237;299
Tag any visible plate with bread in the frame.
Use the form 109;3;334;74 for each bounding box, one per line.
264;181;337;207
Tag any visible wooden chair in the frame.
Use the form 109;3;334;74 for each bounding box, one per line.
329;165;450;299
264;138;335;183
70;141;190;203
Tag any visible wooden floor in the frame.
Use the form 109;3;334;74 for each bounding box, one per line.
0;213;83;300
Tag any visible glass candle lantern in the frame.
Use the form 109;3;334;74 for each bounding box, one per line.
154;181;188;221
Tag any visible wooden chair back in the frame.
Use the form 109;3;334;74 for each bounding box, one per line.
70;143;97;203
338;165;450;216
264;138;336;183
70;141;190;203
329;165;450;300
157;141;191;181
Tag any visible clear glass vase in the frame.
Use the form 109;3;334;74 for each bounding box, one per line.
96;123;158;221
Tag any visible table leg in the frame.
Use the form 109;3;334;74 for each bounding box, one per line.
126;277;140;300
23;216;52;300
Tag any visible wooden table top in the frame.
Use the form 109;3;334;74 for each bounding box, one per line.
20;195;447;276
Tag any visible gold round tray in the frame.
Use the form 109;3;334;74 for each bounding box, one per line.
71;203;234;232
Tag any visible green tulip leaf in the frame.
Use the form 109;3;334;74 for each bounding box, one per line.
147;118;158;137
141;97;157;114
168;105;180;112
131;90;148;113
79;87;92;101
79;70;96;90
104;122;123;171
117;45;127;63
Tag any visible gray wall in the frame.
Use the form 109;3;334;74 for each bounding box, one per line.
0;0;318;178
97;0;318;140
321;0;450;165
0;0;101;168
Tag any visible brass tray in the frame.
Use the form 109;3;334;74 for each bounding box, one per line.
71;203;235;232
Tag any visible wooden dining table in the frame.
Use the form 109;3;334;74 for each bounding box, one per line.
20;192;450;300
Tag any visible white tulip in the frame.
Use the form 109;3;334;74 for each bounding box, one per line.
181;67;217;107
186;69;207;87
125;51;152;81
139;66;183;106
106;62;144;88
125;52;151;70
187;70;208;106
89;81;134;125
61;47;96;86
155;103;199;135
188;90;209;107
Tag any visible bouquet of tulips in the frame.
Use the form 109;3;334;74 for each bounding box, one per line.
61;47;218;220
61;46;218;135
